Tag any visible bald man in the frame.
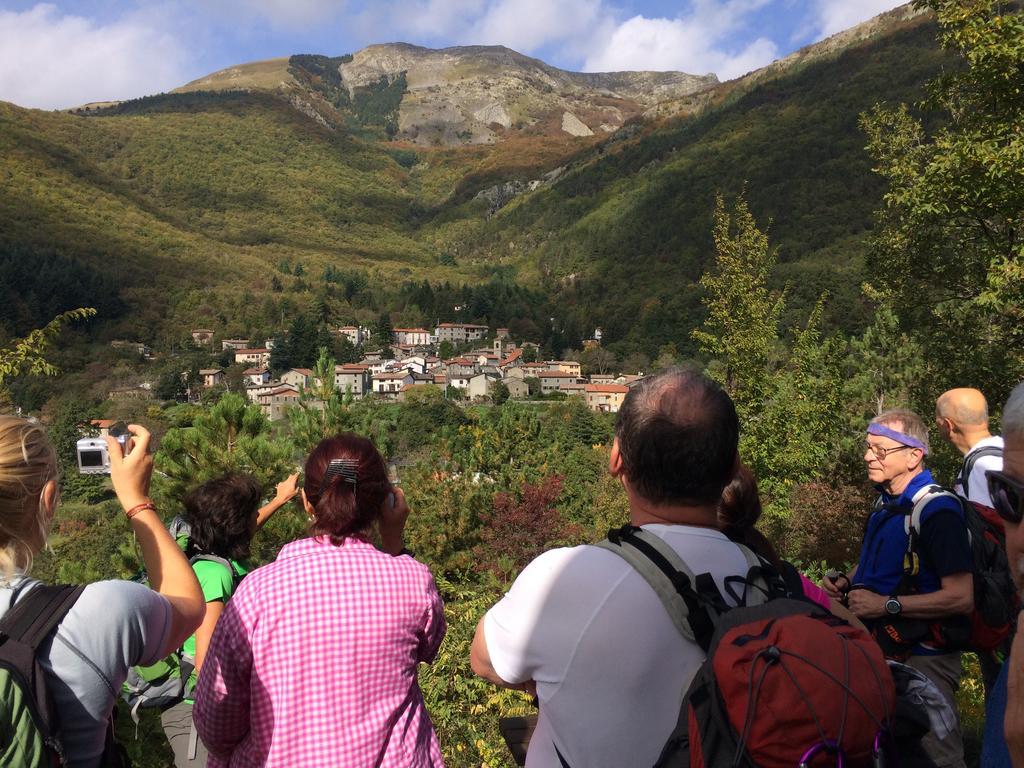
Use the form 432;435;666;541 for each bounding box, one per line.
936;388;1004;509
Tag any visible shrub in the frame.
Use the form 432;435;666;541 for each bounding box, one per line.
779;481;872;568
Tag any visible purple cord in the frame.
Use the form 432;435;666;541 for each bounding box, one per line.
798;740;845;768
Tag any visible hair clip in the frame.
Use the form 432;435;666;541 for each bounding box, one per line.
318;458;358;497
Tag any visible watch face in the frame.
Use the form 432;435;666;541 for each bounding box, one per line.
885;598;901;616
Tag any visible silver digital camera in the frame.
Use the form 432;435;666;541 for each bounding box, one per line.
77;421;129;474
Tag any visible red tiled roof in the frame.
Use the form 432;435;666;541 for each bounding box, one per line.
585;384;630;394
539;371;579;378
500;349;523;366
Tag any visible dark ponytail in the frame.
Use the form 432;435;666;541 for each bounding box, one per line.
304;434;390;545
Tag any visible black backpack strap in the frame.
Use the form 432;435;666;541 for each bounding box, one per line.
0;584;85;650
778;560;808;599
0;584;85;744
960;445;1003;498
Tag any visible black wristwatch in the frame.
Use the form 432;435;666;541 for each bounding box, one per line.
884;596;903;616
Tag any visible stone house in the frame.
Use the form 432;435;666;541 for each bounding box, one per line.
585;384;630;413
243;368;271;386
435;322;488;345
467;372;500;401
235;348;271;367
199;369;225;388
538;370;583;395
191;329;214;346
335;364;371;398
247;382;277;404
505;378;530;399
281;368;314;390
551;360;583;377
268;385;301;420
392;328;432;346
373;370;414;399
336;326;365;346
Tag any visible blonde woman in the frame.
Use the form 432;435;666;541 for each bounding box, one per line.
0;417;204;767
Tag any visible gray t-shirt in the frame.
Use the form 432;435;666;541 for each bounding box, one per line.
0;576;172;768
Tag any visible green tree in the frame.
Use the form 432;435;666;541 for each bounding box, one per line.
332;334;360;365
155;392;295;507
743;297;846;518
0;308;95;404
374;312;394;357
860;0;1024;398
48;401;106;503
489;380;510;405
692;194;784;416
286;348;350;454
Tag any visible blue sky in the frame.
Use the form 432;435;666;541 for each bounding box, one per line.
0;0;906;109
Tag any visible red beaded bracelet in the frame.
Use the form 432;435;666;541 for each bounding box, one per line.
125;502;156;520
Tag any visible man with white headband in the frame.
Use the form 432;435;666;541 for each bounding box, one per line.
822;408;973;768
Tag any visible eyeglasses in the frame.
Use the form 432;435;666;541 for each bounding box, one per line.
864;442;914;460
987;469;1024;525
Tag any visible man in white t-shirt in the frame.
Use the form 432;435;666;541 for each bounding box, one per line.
936;388;1004;508
470;368;751;768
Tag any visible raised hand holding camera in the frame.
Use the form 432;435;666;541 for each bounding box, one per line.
77;420;129;474
105;423;155;515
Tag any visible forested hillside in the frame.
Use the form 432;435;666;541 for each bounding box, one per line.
0;9;948;359
445;16;951;354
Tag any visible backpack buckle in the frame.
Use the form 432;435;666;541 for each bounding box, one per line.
902;551;919;577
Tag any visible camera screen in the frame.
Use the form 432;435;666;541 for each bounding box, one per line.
79;450;104;468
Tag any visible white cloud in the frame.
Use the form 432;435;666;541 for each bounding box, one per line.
583;0;779;79
812;0;906;38
0;4;192;109
467;0;605;54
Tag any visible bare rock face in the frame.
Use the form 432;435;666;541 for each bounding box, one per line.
170;44;716;145
561;112;593;137
337;43;716;146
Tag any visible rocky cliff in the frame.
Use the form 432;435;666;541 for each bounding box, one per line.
175;43;716;146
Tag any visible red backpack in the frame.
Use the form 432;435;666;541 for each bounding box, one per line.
897;484;1016;654
597;526;896;768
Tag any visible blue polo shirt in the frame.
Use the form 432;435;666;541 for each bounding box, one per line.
856;469;972;597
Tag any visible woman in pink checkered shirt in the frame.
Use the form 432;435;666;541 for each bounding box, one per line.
193;433;447;767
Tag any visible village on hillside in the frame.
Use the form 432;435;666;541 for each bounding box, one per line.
110;322;640;420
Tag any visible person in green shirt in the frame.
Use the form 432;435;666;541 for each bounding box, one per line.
161;471;299;766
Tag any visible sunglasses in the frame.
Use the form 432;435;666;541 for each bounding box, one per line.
987;469;1024;525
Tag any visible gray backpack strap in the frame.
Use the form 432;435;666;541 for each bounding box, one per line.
904;485;957;537
190;553;240;581
595;528;766;645
595;532;699;642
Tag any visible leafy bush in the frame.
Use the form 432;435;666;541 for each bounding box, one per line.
779;481;873;568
